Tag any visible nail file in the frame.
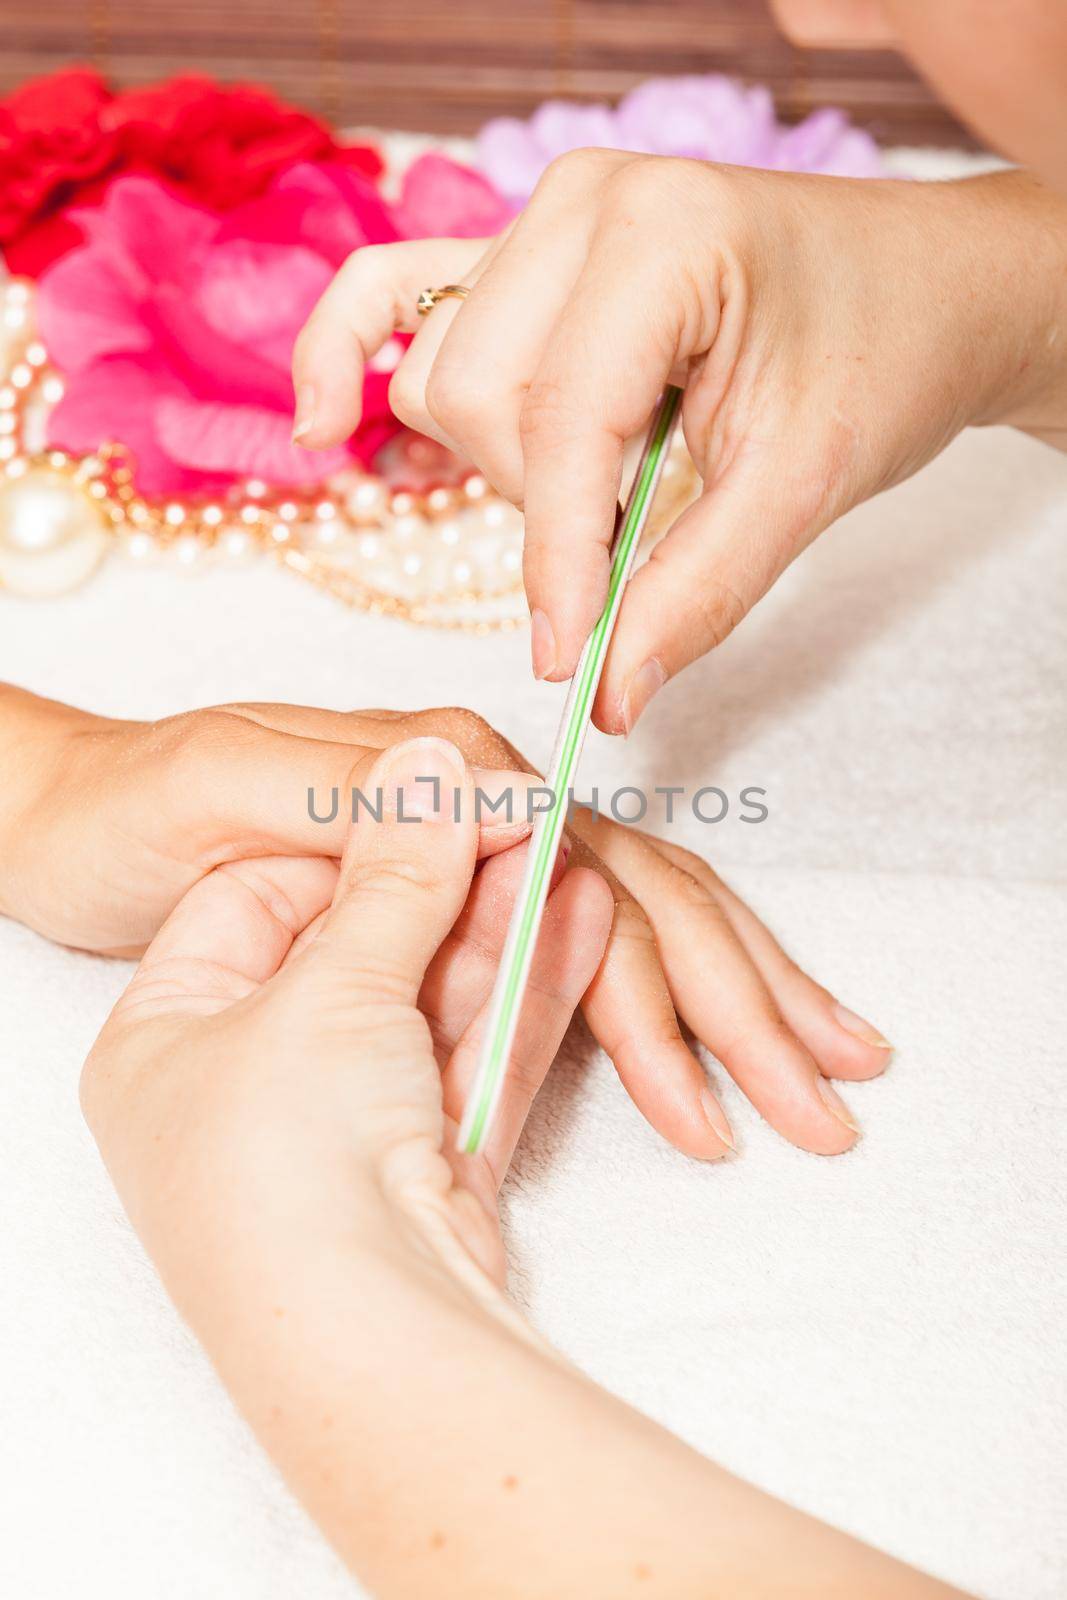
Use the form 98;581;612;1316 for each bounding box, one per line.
459;385;683;1155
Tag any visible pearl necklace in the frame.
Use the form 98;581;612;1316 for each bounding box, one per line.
0;274;698;628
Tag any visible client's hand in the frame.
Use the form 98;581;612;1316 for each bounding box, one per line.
2;685;888;1158
81;736;965;1599
0;687;535;956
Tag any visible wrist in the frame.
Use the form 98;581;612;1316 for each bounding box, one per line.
372;1145;529;1332
945;172;1067;434
0;685;110;922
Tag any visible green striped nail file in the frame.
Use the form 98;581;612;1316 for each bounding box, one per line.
459;385;683;1155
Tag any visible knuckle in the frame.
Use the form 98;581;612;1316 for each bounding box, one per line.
414;705;504;763
518;378;576;450
645;545;748;652
693;577;747;649
387;363;428;430
609;893;658;950
345;963;417;1012
152;705;254;777
338;243;386;291
348;857;438;902
660;856;714;911
604;154;664;210
609;154;720;211
537;146;615;193
423;363;484;436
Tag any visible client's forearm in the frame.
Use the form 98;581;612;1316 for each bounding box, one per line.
0;683;106;922
147;1154;971;1600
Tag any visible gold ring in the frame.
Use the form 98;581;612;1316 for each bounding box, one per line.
416;284;470;317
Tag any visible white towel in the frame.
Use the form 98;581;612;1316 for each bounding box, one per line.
1;178;1065;1598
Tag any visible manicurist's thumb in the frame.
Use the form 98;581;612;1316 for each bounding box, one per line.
309;737;480;1003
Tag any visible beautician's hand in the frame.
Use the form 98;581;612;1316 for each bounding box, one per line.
294;163;1067;729
81;738;967;1599
82;735;614;1292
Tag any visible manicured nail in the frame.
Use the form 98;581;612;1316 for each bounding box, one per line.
621;658;667;735
699;1088;736;1154
832;1003;892;1050
816;1075;860;1136
471;768;534;830
380;737;465;822
548;832;573;893
292;382;316;443
530;609;556;680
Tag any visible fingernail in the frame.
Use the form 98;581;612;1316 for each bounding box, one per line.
379;737;465;822
832;1003;892;1050
471;768;537;831
292;383;317;443
699;1088;736;1154
549;832;573;892
530;609;556;680
621;658;667;735
816;1075;860;1136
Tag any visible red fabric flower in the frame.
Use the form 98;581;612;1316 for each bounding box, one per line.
103;75;382;208
38;167;403;494
0;67;383;276
0;69;115;239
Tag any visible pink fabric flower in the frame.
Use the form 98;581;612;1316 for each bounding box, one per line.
393;150;514;238
35;152;512;493
476;74;883;206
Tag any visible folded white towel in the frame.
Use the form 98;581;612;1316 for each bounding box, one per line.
1;177;1065;1597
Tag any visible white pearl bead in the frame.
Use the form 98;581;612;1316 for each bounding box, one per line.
346;479;386;520
119;530;159;564
217;528;257;564
0;465;109;595
170;533;205;570
481;499;508;529
393;512;426;542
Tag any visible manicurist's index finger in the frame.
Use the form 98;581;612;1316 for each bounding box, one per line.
520;248;681;682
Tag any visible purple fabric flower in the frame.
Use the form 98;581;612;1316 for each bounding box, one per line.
476;74;883;206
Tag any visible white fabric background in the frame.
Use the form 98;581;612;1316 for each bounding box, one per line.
1;149;1065;1600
